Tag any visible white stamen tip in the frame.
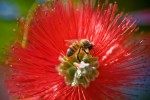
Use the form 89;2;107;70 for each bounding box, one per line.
79;61;89;68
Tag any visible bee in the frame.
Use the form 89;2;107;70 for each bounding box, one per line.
66;39;93;62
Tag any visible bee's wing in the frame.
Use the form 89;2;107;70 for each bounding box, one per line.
65;39;78;47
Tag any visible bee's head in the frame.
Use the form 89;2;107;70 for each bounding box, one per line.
81;39;93;50
88;44;93;50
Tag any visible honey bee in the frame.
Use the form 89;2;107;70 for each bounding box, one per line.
66;39;93;61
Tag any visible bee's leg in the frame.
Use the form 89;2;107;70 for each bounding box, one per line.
77;47;81;62
83;49;89;54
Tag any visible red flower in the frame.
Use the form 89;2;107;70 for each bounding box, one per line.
6;1;150;100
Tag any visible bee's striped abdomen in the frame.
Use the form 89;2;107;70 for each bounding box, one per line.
66;48;75;57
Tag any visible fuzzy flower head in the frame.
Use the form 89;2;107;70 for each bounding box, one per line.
6;0;150;100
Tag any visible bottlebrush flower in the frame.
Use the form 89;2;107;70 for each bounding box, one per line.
5;0;150;100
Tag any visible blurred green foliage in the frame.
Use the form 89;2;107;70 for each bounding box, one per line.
109;0;150;11
0;0;34;62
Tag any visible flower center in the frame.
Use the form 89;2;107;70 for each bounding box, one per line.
56;39;99;88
